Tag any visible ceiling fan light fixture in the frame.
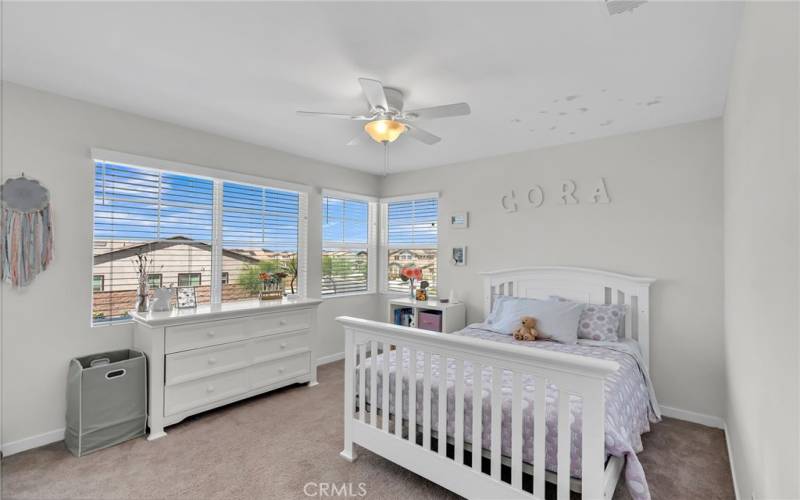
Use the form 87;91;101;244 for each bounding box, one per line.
364;119;406;143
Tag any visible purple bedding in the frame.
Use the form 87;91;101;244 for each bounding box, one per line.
358;324;661;500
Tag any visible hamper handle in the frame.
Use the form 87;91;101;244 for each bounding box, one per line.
105;369;126;380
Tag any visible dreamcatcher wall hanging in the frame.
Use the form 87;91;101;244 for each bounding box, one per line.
1;175;54;287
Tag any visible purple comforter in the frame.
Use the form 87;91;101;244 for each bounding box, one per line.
358;325;661;500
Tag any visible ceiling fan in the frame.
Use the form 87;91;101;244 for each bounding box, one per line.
297;78;471;146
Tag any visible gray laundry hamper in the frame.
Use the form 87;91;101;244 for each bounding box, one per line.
65;349;147;456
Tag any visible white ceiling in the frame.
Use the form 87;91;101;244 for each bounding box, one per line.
3;2;742;174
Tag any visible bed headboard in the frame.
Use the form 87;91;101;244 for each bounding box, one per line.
481;266;656;368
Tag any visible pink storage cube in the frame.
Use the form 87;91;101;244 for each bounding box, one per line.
418;311;442;332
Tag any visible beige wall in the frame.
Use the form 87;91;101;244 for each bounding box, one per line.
381;119;726;421
0;83;382;449
723;2;800;499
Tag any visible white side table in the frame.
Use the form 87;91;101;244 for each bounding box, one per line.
387;297;467;333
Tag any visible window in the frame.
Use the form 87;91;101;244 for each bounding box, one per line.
177;273;201;287
322;192;375;296
147;274;163;289
383;195;438;294
92;155;306;325
222;181;301;302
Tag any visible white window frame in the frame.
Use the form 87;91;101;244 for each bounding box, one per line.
321;189;378;299
379;192;440;295
90;148;310;326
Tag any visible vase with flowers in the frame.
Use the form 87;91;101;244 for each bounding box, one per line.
258;271;288;301
399;266;424;301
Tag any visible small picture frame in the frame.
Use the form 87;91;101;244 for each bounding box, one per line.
450;212;469;229
176;287;197;309
451;246;467;266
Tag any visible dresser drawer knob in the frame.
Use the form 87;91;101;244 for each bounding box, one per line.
280;342;287;349
278;367;285;373
279;319;288;326
206;385;215;393
208;357;217;365
207;331;215;337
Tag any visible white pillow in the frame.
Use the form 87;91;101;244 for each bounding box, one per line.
486;296;584;344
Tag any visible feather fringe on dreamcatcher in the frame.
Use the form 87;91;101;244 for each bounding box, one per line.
1;176;54;287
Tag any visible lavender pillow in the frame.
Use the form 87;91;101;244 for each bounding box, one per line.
549;296;626;342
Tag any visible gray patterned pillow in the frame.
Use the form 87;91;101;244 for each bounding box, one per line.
549;296;625;342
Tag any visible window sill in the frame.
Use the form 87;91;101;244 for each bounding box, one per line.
321;291;377;301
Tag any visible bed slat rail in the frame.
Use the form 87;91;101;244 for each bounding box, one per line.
338;316;618;500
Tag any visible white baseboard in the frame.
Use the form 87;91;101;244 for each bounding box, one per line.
724;422;740;500
317;351;345;366
2;428;64;456
660;405;725;429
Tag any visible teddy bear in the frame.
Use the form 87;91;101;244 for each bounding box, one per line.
513;316;539;341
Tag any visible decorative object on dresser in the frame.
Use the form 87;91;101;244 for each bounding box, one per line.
176;287;197;309
0;175;54;287
131;250;151;313
387;297;466;333
258;271;287;301
131;298;320;440
339;267;655;500
149;287;173;313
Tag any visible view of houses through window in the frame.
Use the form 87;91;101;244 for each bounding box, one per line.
385;197;438;294
92;160;301;325
322;194;372;296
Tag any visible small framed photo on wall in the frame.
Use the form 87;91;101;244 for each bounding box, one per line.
451;246;467;266
176;287;197;309
450;212;469;229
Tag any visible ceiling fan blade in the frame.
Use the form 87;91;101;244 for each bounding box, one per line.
358;78;389;112
403;102;471;120
405;125;441;145
296;111;370;120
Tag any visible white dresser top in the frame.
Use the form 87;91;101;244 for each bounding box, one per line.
130;297;322;327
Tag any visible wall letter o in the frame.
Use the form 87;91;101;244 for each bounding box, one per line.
527;185;544;207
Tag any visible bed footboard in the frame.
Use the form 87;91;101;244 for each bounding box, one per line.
337;316;619;500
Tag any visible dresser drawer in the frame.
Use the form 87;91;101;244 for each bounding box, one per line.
164;368;248;416
250;351;310;389
165;342;249;386
247;309;312;338
165;318;247;353
251;330;310;364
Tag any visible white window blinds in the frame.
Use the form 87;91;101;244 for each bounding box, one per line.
92;161;214;324
322;194;373;295
222;181;301;299
91;155;306;325
384;196;438;293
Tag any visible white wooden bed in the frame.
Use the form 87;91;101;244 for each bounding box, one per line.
336;267;655;500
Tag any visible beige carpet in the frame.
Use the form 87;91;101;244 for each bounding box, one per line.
2;361;734;500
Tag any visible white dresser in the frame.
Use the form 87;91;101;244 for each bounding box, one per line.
131;298;321;440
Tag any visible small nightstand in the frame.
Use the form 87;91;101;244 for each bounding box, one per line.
387;297;467;333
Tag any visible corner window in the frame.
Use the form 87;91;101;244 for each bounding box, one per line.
92;275;104;292
322;191;376;296
382;195;438;294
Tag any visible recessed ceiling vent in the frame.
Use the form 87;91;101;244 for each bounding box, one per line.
605;0;646;16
